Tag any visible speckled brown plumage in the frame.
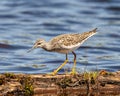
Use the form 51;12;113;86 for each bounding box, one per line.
49;28;97;53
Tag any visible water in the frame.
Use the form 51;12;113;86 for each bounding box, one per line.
0;0;120;74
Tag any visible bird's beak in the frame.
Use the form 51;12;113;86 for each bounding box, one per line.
27;44;37;53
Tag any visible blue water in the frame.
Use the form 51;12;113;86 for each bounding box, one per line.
0;0;120;74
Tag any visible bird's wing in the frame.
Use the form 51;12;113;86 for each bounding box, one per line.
50;28;97;49
50;34;81;49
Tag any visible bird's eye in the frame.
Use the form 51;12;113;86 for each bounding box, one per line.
37;43;41;45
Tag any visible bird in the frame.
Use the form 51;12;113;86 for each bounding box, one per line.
28;28;97;75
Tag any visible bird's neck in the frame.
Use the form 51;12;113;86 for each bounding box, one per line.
42;42;52;51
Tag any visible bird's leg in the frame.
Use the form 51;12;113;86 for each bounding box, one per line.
71;51;77;75
51;54;68;75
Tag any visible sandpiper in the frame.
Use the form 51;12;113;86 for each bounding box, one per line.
28;28;97;75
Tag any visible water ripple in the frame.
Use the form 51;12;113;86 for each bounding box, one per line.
0;0;120;73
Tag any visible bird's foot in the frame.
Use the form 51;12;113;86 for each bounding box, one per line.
47;70;58;76
70;68;78;75
70;71;78;75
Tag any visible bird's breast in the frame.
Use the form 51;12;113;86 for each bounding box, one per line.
51;48;72;54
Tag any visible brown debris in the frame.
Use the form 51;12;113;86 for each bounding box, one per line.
0;71;120;96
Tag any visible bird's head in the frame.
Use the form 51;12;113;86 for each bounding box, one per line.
27;39;45;52
33;39;45;48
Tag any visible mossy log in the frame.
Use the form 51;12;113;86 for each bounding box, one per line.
0;71;120;96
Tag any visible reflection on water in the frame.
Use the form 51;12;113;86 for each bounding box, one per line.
0;0;120;73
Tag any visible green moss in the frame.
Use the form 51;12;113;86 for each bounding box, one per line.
83;71;99;85
19;76;34;96
83;71;98;80
24;84;34;96
4;72;16;79
57;77;72;88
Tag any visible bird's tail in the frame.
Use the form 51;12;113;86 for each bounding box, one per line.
90;28;97;34
83;28;97;38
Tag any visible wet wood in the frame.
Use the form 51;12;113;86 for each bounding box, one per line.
0;71;120;96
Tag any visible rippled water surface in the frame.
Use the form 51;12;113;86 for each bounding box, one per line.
0;0;120;73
